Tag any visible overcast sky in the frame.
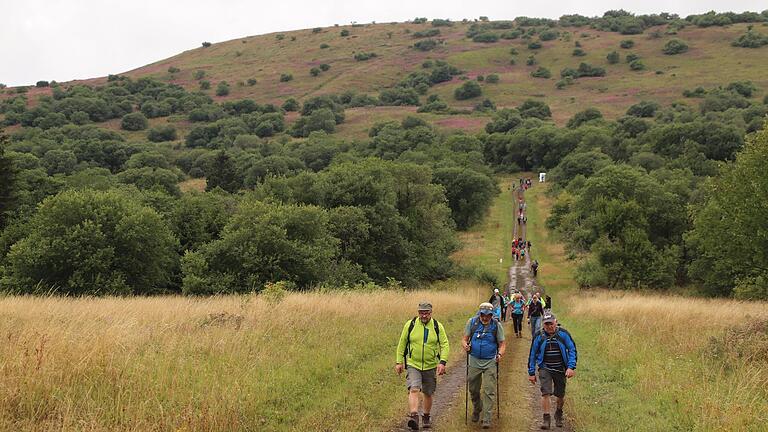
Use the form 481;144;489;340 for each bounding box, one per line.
2;0;766;87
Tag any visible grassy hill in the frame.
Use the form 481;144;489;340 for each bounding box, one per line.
92;21;768;133
6;18;768;140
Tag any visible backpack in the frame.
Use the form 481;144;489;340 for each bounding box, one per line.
403;317;441;366
533;327;578;366
469;316;500;359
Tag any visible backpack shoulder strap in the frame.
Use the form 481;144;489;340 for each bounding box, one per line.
403;317;417;359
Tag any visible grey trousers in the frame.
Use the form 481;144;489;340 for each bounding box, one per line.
468;364;497;422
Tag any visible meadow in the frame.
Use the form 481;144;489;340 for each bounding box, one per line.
0;287;480;431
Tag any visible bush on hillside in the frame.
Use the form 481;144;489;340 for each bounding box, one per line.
518;99;551;119
731;30;768;48
432;19;452;27
454;80;482;100
663;39;689;55
528;41;542;50
280;73;293;82
202;41;212;47
282;98;299;111
354;52;377;61
121;112;148;131
340;29;350;37
620;39;635;48
473;33;499;43
626;100;659;117
726;81;757;98
572;48;586;56
539;30;559;41
531;67;552;79
485;74;500;83
629;59;646;71
310;67;321;76
147;125;177;142
216;81;230;96
414;39;438;51
607;50;620;64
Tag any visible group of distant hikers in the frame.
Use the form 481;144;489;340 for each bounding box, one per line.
395;298;577;430
394;178;577;430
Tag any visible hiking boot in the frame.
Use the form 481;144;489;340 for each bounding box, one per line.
421;413;431;429
471;410;481;423
540;413;551;430
481;419;492;429
555;409;563;427
407;413;419;430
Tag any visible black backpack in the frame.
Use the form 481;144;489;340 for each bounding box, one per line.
403;317;442;366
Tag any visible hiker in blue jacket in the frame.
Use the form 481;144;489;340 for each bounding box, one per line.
528;313;577;430
462;302;506;429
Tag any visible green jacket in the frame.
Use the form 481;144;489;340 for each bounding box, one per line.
395;318;450;371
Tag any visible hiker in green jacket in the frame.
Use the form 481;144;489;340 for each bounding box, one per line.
395;302;451;430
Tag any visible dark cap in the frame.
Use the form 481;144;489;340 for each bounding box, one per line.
542;313;556;323
418;302;432;311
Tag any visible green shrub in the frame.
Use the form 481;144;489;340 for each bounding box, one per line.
147;125;177;142
539;30;559;41
473;33;499;43
727;81;757;98
662;38;689;55
35;80;49;88
572;48;586;56
486;74;500;83
312;27;322;33
526;55;537;65
414;39;438;51
121;112;148;131
168;66;180;74
528;41;542;49
310;67;321;76
413;29;440;38
625;53;640;63
340;29;350;37
319;63;330;71
607;50;620;64
247;78;257;86
556;77;574;89
320;43;330;49
216;81;230;96
454;80;482;100
354;52;377;61
202;41;212;47
731;30;768;48
275;34;285;40
280;73;293;82
194;70;206;80
619;39;635;48
629;59;646;71
626;100;659;117
199;80;211;90
431;19;452;27
531;67;551;79
282;98;299;111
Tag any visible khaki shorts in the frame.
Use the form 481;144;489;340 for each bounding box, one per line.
539;368;566;398
406;366;437;396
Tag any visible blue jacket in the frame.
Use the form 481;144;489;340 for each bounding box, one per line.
528;327;577;375
468;316;499;360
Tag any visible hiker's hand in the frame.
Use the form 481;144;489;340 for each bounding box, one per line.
462;342;470;352
565;368;575;378
437;364;446;376
528;375;536;384
395;364;404;375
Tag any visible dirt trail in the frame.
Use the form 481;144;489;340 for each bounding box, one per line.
389;181;573;431
513;184;574;432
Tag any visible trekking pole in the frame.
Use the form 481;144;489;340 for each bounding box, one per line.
465;351;469;424
496;360;500;419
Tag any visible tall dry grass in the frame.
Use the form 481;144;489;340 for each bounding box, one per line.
0;285;479;431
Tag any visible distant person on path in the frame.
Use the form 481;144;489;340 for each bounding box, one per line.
528;313;577;430
532;260;539;277
395;302;450;430
510;293;526;338
502;292;511;322
488;288;505;320
527;294;545;338
545;295;552;312
463;302;506;429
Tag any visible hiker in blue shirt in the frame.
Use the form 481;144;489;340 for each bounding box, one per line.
528;313;577;430
462;302;506;429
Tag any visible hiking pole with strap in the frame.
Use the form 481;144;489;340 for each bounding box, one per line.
465;351;469;424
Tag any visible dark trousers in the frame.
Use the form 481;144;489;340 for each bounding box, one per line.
512;313;523;334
